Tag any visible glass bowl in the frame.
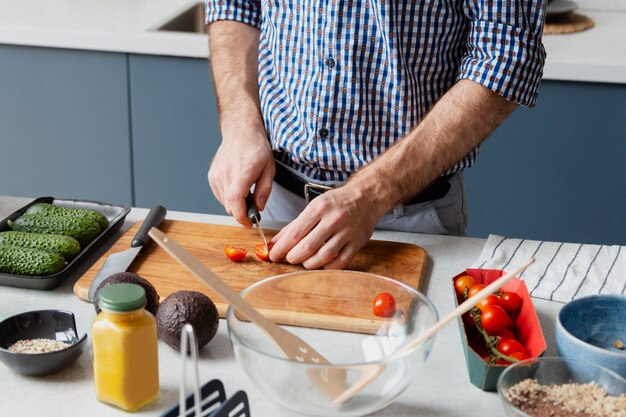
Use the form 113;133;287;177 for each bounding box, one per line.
497;357;626;417
226;270;438;417
0;310;87;376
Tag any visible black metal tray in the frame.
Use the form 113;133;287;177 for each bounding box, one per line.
0;197;130;290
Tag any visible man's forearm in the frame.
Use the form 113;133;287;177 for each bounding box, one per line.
348;80;518;217
208;21;263;134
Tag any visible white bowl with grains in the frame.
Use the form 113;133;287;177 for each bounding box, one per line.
497;357;626;417
0;310;87;376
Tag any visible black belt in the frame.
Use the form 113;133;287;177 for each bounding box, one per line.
274;162;453;205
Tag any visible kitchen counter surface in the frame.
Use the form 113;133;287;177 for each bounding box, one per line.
0;195;565;417
0;1;625;84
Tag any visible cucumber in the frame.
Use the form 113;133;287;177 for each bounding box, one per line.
8;214;101;247
0;231;81;260
25;203;109;231
0;244;67;276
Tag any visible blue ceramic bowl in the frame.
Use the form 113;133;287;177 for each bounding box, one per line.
0;310;87;376
556;295;626;378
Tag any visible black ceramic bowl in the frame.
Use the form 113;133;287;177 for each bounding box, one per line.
0;310;87;376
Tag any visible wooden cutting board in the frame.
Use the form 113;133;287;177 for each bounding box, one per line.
74;220;428;332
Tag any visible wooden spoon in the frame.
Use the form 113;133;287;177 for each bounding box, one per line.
148;227;346;398
332;258;535;404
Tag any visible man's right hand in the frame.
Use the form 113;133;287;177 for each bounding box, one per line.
208;125;275;228
206;20;270;227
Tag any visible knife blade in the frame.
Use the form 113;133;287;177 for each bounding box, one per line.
245;193;268;251
87;205;167;302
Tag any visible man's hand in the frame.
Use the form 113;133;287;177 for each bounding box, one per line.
269;80;517;269
207;21;270;227
269;184;383;269
208;126;274;227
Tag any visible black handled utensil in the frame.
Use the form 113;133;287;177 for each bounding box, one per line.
245;193;268;251
87;205;167;302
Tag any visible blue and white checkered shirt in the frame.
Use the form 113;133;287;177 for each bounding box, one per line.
206;0;547;182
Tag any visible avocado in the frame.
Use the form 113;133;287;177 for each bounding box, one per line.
156;291;219;351
93;272;160;315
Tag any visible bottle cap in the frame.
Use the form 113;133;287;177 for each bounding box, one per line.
98;283;146;312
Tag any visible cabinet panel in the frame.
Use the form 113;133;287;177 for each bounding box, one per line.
129;54;225;214
0;45;132;205
465;81;626;245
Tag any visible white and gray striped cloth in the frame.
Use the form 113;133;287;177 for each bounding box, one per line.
472;235;626;304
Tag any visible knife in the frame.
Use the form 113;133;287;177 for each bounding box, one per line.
87;205;167;302
245;193;268;251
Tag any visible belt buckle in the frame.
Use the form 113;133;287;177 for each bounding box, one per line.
304;183;333;204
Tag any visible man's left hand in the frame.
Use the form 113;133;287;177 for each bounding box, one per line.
268;186;380;269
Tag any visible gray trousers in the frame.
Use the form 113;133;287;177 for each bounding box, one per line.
264;170;467;236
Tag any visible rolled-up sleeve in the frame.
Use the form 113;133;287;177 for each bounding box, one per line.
458;0;548;108
205;0;262;30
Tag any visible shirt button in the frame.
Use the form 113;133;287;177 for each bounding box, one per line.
318;128;329;138
326;58;336;69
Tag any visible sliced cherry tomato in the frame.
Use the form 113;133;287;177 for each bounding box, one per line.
480;305;509;335
372;292;396;318
476;294;501;312
495;329;516;342
500;292;522;315
497;339;527;356
224;245;247;262
254;243;273;261
454;275;477;296
467;284;486;298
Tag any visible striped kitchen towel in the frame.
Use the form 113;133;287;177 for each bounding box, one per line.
472;235;626;303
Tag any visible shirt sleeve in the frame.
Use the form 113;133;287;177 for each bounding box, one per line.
205;0;262;30
458;0;548;108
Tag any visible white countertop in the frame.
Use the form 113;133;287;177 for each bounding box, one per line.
0;0;625;84
0;196;565;417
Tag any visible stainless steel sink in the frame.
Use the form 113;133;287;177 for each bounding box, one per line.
157;3;207;34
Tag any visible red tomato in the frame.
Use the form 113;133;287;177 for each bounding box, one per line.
503;313;514;330
454;275;477;296
476;294;501;312
495;329;516;342
467;284;486;298
224;245;247;262
497;339;527;356
509;351;530;361
254;243;273;261
372;292;396;318
480;305;509;335
500;292;522;315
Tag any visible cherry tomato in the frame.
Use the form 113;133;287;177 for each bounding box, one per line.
497;339;527;356
495;329;516;342
509;351;530;361
467;284;486;298
500;292;522;315
373;292;396;318
503;313;514;330
480;305;509;335
476;294;501;312
224;245;247;262
254;243;273;261
454;275;477;296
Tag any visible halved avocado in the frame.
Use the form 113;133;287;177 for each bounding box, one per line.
156;291;219;351
93;272;160;315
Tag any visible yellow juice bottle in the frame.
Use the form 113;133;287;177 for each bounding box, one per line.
92;283;159;411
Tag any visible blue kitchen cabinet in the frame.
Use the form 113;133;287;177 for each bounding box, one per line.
465;81;626;245
128;54;225;215
0;45;132;205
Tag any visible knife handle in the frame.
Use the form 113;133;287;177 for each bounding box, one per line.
245;193;260;224
131;205;167;249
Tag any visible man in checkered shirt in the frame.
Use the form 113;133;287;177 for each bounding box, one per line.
206;0;547;269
